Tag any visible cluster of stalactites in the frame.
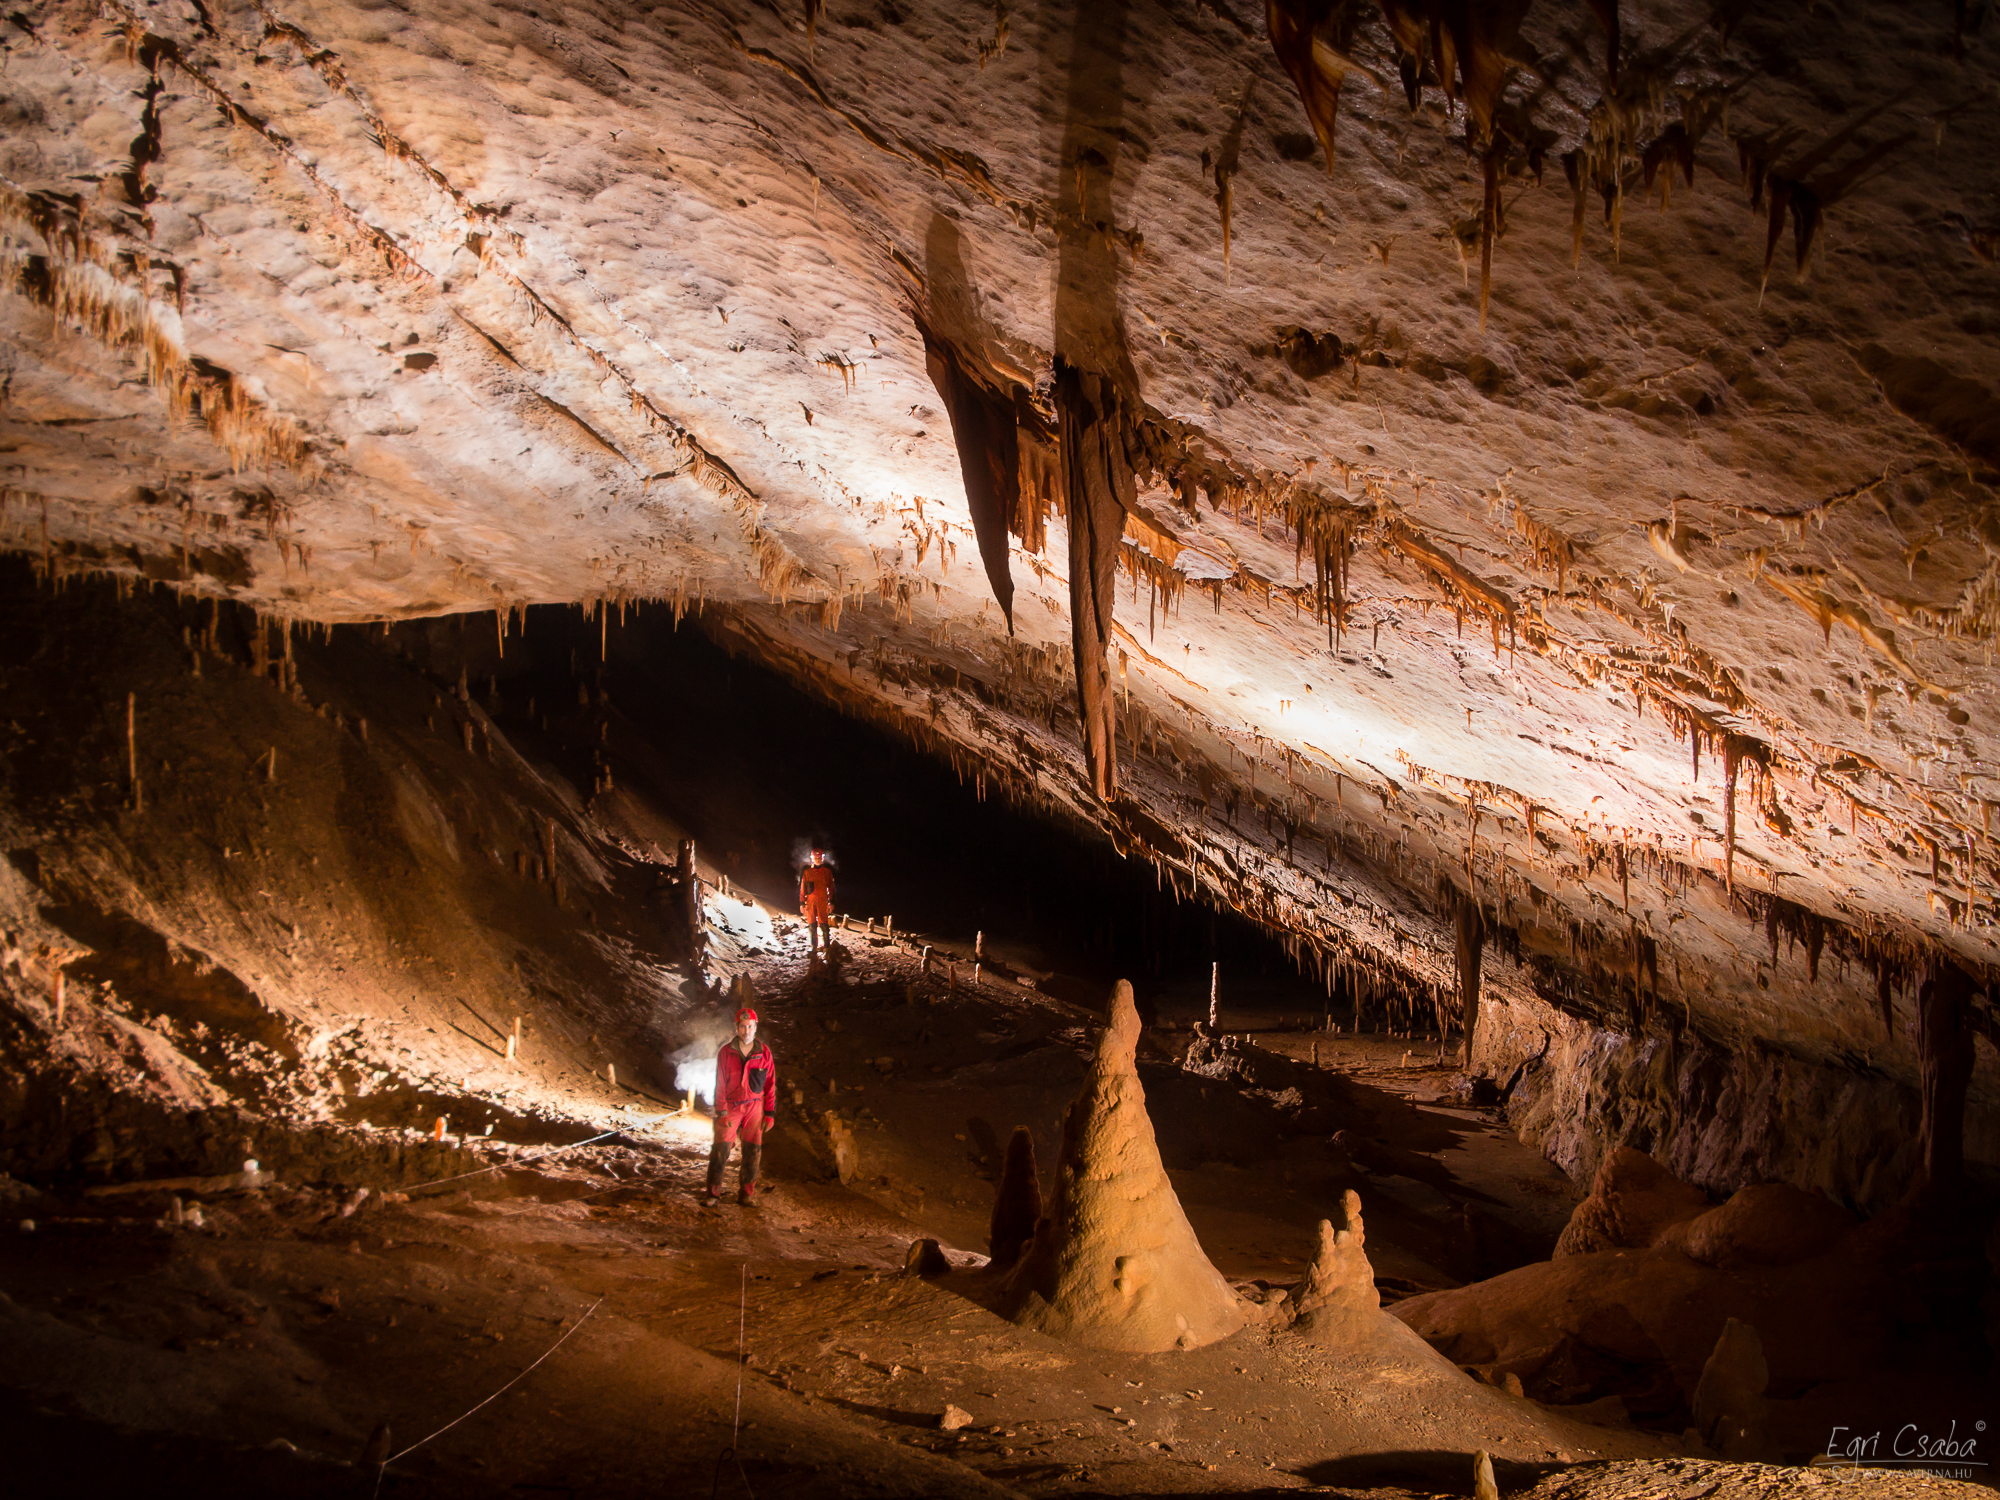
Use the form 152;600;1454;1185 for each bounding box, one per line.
1261;2;1864;324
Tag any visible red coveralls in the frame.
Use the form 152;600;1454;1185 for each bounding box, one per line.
707;1039;777;1197
799;862;835;951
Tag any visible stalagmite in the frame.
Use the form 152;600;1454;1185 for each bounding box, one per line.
1291;1189;1379;1344
989;1125;1043;1269
1474;1452;1500;1500
126;692;140;811
1692;1318;1771;1460
1451;890;1485;1069
1002;981;1248;1352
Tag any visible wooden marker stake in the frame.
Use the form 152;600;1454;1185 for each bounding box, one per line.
126;692;141;811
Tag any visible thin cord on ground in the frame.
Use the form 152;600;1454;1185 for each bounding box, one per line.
734;1261;748;1440
407;1129;619;1193
380;1294;604;1474
711;1261;755;1500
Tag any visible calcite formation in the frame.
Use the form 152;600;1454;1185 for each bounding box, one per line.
987;1123;1042;1269
2;0;1997;1183
1002;981;1249;1351
1291;1187;1382;1344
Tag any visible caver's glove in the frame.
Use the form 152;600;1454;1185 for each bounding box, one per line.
764;1114;777;1130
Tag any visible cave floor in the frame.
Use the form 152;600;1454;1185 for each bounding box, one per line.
1;906;1909;1500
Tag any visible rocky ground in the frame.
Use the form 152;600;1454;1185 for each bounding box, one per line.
4;921;1994;1497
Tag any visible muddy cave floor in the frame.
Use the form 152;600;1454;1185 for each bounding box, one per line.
2;918;1992;1499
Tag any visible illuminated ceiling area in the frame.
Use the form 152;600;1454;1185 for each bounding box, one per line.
5;0;2000;1172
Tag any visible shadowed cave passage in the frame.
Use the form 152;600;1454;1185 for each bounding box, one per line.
446;596;1360;1027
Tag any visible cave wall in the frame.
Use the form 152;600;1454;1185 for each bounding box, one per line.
1473;983;2000;1213
0;568;696;1183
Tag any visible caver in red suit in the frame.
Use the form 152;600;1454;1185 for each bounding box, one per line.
799;847;835;954
707;1006;777;1203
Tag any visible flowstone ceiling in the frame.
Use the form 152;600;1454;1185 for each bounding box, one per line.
5;0;2000;1111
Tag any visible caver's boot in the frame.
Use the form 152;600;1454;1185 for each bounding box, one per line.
704;1143;728;1203
738;1143;764;1205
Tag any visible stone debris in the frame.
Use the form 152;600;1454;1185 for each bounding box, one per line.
83;1166;276;1198
904;1238;950;1277
939;1404;974;1431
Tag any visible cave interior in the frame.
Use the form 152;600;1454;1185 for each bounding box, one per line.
2;0;1999;1495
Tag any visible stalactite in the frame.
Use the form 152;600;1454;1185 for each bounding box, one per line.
1056;360;1137;803
1440;879;1486;1068
1722;735;1741;893
1478;145;1499;331
918;318;1022;631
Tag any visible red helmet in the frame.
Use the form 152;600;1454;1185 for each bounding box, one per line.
735;1007;759;1023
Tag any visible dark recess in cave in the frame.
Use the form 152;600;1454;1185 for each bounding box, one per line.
436;599;1348;1024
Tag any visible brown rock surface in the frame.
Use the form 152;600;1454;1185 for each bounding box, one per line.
1002;981;1249;1352
1681;1183;1857;1269
1393;1238;1890;1416
1554;1148;1712;1258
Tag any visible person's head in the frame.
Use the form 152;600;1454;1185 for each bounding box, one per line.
735;1007;758;1047
810;845;824;866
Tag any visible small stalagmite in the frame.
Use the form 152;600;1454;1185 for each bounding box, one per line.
1002;980;1248;1352
1693;1317;1771;1460
988;1125;1042;1269
1291;1189;1380;1344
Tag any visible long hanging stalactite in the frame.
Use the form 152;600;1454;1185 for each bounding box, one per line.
1056;360;1139;804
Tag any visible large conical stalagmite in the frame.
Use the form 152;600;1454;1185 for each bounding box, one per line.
1002;981;1248;1352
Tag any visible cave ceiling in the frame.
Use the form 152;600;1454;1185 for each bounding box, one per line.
5;0;2000;1100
